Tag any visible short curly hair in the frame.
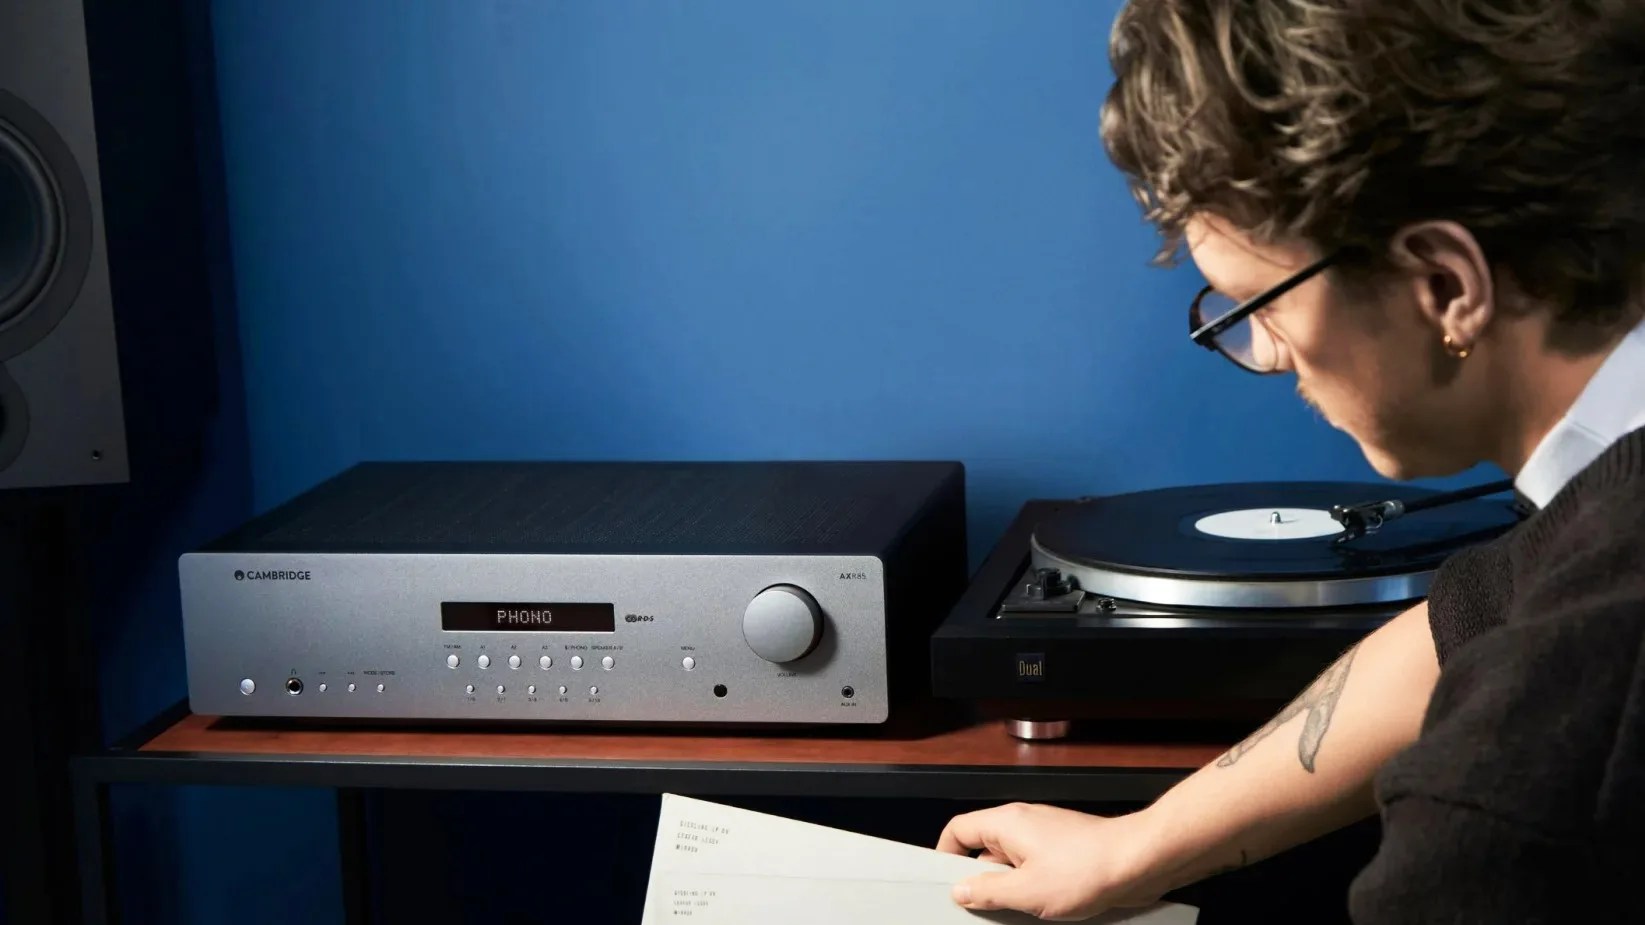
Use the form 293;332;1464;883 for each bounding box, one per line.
1100;0;1645;335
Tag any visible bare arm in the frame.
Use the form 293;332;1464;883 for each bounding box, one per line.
1133;600;1440;891
939;601;1441;918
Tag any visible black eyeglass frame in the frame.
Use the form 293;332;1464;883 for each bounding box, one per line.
1189;249;1344;373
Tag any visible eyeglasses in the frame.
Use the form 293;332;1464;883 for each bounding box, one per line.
1189;250;1342;374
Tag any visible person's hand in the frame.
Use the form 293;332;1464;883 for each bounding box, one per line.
935;803;1172;921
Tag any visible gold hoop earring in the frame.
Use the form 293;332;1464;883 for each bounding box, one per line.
1444;335;1471;359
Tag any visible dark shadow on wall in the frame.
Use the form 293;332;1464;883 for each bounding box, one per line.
68;0;284;922
78;0;245;742
0;0;251;921
73;0;257;918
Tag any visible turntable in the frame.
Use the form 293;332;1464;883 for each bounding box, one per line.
929;480;1525;739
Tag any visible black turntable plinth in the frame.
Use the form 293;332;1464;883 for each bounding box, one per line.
930;482;1523;739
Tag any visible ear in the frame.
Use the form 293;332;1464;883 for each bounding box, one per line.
1384;221;1495;350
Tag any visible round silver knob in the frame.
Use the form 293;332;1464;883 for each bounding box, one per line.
742;585;823;663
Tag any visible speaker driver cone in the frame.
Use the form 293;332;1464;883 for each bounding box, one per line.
0;90;92;361
0;364;27;471
0;123;60;328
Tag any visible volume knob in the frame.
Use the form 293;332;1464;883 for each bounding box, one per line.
742;585;823;663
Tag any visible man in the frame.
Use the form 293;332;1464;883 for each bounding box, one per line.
936;1;1645;921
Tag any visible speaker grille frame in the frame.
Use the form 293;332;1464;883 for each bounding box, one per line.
0;89;92;363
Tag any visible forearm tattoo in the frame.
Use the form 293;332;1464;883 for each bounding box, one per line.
1216;643;1360;773
1208;848;1251;877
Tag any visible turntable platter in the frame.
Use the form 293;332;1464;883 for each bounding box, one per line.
1031;481;1522;610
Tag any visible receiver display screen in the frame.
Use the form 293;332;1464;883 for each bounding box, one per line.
441;602;616;633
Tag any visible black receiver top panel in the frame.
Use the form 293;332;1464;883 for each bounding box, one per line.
199;460;964;557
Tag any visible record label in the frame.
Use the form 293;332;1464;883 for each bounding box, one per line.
1193;507;1344;540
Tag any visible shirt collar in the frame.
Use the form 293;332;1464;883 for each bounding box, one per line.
1515;314;1645;509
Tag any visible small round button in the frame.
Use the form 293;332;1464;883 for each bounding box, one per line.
589;686;599;696
477;654;491;669
682;656;696;670
508;655;522;669
558;685;568;695
528;685;537;695
497;685;506;695
319;683;328;692
239;679;255;695
539;655;552;670
348;683;357;693
376;683;385;693
601;656;615;670
465;684;475;694
446;654;460;669
571;655;584;670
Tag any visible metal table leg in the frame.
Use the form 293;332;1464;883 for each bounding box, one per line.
73;777;113;925
338;788;372;925
3;497;99;925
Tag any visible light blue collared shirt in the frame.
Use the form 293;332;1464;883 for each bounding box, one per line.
1515;315;1645;508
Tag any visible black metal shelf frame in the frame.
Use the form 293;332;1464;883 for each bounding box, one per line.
70;700;1192;924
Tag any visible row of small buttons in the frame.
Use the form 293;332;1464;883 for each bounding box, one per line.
238;679;382;694
447;654;615;670
464;684;600;696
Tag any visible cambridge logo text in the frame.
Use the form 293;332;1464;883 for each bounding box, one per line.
234;569;312;581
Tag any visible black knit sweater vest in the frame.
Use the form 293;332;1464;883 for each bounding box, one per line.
1348;425;1645;924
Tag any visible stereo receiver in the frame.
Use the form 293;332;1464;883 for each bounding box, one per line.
180;460;966;726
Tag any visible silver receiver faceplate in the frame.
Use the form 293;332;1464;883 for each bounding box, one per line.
180;552;890;724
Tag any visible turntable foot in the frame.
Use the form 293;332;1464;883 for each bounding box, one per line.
1004;719;1071;740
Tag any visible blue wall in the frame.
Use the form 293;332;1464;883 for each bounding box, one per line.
209;0;1395;541
102;1;1492;922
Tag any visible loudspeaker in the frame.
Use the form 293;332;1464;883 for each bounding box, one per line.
0;2;128;489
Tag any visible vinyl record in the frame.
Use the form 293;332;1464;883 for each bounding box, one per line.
1030;481;1522;610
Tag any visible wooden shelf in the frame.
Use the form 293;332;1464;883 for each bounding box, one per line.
142;710;1226;771
76;701;1229;804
